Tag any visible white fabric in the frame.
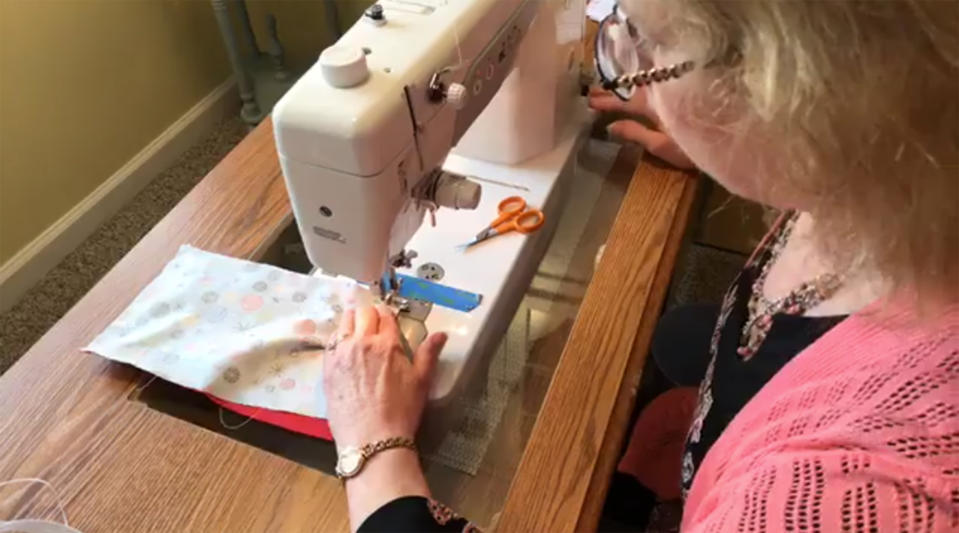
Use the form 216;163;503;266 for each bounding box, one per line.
85;245;372;418
585;0;615;22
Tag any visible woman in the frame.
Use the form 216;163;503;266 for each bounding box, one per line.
322;0;958;531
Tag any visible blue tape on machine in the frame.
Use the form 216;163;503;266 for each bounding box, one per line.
384;273;482;312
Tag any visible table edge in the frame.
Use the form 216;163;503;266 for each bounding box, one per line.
497;152;698;532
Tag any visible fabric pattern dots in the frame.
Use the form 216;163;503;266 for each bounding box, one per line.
85;245;373;418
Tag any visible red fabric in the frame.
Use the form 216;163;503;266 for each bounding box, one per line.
206;393;333;440
618;387;698;500
682;303;959;532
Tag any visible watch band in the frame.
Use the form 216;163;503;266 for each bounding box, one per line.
336;436;417;479
360;436;417;458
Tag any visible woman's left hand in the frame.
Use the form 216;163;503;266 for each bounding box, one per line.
324;304;448;447
589;86;696;170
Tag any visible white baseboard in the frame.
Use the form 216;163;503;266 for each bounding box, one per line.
0;77;240;313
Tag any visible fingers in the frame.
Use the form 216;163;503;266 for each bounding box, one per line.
588;85;610;98
413;332;448;383
355;306;380;337
337;308;355;339
589;87;660;123
622;89;655;120
607;119;665;149
375;304;400;338
606;120;696;169
588;91;629;113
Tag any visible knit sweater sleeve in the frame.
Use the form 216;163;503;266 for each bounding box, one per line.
684;445;958;532
682;308;959;532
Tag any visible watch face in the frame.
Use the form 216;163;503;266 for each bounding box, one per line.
336;447;363;477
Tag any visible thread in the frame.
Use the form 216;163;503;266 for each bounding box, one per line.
214;331;340;431
217;407;261;430
1;371;159;529
439;23;469;75
451;24;465;71
134;375;157;396
0;478;76;532
1;370;262;530
1;371;163;530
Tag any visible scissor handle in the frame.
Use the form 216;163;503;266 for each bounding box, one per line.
493;208;545;235
498;196;527;214
489;196;527;227
512;209;545;233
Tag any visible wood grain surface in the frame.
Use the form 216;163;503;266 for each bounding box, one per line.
576;164;698;532
0;117;695;531
498;153;698;532
0;120;352;532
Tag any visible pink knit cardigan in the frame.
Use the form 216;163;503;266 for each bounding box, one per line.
682;303;959;532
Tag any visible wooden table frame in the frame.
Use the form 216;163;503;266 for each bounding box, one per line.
0;120;695;531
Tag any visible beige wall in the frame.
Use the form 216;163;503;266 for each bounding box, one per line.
0;0;364;266
246;0;369;71
0;0;230;264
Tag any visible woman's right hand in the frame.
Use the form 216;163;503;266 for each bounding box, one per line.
589;86;697;170
322;305;447;530
324;305;447;448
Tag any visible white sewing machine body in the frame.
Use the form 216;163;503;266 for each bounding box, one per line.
273;0;586;401
399;111;587;400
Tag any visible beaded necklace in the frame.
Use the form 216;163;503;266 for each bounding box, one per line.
738;214;843;359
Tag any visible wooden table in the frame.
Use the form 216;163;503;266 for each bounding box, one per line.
0;118;696;532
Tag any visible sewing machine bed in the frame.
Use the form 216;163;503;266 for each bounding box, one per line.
386;113;587;404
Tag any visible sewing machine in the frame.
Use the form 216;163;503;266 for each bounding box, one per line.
273;0;586;401
0;5;698;528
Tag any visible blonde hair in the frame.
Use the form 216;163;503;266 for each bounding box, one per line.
645;0;958;307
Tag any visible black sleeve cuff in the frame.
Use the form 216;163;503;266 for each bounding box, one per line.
358;496;476;532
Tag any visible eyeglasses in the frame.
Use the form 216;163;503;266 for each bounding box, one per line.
594;4;695;101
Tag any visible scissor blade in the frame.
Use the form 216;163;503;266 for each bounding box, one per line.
458;237;483;249
459;232;494;249
459;228;505;250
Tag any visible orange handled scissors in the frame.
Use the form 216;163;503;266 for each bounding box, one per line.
462;196;545;249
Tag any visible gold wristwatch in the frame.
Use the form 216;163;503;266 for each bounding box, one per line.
335;436;417;479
